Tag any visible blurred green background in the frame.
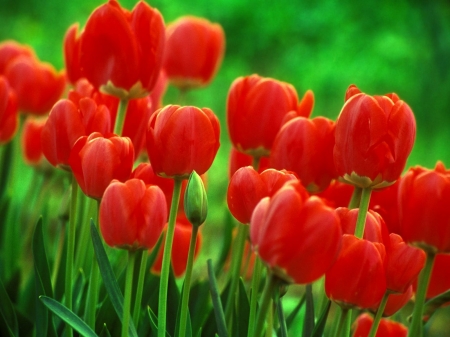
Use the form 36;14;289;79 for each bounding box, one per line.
1;0;450;169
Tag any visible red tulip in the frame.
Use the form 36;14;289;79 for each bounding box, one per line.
163;16;225;90
325;234;386;309
398;162;450;253
100;178;166;250
63;24;82;85
78;0;165;99
228;147;271;177
369;180;401;235
227;74;312;157
384;233;425;293
0;40;35;74
0;76;18;144
271;116;336;193
68;132;134;199
41;98;111;170
250;180;342;284
316;180;354;208
413;253;450;301
334;85;416;189
21;115;47;166
146;105;220;179
352;313;407;337
4;56;66;115
336;208;389;244
378;286;413;317
151;213;202;277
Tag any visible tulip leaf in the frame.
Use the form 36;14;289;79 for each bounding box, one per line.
303;284;315;337
32;217;57;337
188;280;212;334
0;277;17;337
40;296;98;337
99;324;112;337
285;293;305;328
90;220;138;337
147;306;171;337
423;289;450;322
207;259;228;337
312;299;331;337
235;278;250;337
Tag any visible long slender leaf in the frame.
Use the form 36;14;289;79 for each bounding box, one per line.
207;259;228;337
147;306;171;337
312;299;331;337
236;278;250;337
423;289;450;322
40;296;97;337
32;217;57;337
303;284;315;337
0;276;18;336
90;220;138;337
188;280;212;334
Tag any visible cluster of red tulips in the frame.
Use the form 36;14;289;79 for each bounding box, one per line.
1;1;449;337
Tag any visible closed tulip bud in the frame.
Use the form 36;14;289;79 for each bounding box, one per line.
78;0;165;99
100;179;167;250
334;85;416;189
68;132;134;199
352;313;407;337
146;105;220;179
184;171;207;227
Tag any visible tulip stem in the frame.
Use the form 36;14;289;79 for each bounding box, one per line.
334;308;351;337
252;155;261;171
253;272;277;337
178;225;199;337
158;178;183;337
84;200;101;329
225;222;249;330
354;187;372;239
408;252;436;337
114;98;129;136
132;250;148;329
368;291;389;337
65;175;78;337
122;250;136;337
248;257;264;336
348;186;362;209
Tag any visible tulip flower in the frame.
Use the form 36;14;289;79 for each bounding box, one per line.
0;40;35;74
413;253;450;301
316;180;354;208
77;0;165;99
163;16;225;90
377;286;413;317
4;56;65;115
0;76;18;144
325;234;386;309
334;85;416;189
227;74;312;157
68;132;134;199
352;313;407;337
369;180;401;234
41;98;111;170
271;116;336;193
63;24;83;85
228;147;270;177
146;105;220;179
398;162;450;253
99;178;167;250
151;213;202;277
250;180;341;284
21;115;47;167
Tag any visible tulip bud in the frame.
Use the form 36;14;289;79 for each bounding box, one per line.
184;171;207;227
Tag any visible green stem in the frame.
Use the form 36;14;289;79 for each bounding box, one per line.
274;286;288;337
248;257;263;336
225;222;249;330
354;187;372;239
368;292;389;337
303;283;315;337
178;225;199;336
65;175;78;337
177;88;188;105
84;200;101;329
132;250;148;328
75;197;96;273
348;186;362;209
252;156;261;171
253;273;278;337
122;251;137;337
408;252;436;337
334;308;351;337
158;178;183;337
114;98;129;136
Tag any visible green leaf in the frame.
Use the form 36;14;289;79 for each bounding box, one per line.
285;293;306;329
312;299;331;337
423;289;450;322
303;284;315;337
99;324;112;337
147;306;171;337
174;284;192;337
235;278;249;337
32;217;57;337
0;276;18;336
40;296;98;337
90;220;138;337
188;280;212;334
207;259;228;337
